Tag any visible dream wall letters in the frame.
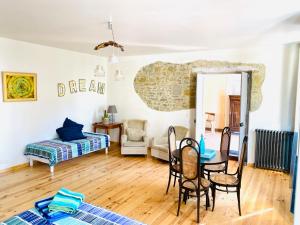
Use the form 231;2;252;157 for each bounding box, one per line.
57;79;105;97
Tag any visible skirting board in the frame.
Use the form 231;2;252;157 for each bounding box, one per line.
0;163;28;174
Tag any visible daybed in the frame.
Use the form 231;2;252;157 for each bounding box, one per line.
24;132;110;173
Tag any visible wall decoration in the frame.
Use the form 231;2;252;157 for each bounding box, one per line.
2;71;37;102
134;60;265;112
57;79;105;97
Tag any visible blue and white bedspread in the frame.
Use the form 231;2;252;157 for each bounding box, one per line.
24;132;110;166
1;202;145;225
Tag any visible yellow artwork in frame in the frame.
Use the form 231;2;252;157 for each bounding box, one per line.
2;71;37;102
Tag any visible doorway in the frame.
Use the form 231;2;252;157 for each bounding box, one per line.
194;68;252;160
202;74;241;158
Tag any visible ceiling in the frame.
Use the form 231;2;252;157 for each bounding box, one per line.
0;0;299;56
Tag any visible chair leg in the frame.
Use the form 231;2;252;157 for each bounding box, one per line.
237;187;241;216
212;185;216;211
225;165;229;194
207;171;210;180
166;171;171;194
173;173;177;187
205;190;209;210
177;186;182;216
196;191;200;223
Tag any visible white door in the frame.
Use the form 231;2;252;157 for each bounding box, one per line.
239;72;250;158
195;74;205;141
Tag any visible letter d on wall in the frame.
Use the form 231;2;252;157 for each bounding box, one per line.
57;83;65;97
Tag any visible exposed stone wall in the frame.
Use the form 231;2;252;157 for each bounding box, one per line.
134;60;265;112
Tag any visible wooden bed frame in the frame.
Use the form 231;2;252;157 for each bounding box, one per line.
28;147;108;174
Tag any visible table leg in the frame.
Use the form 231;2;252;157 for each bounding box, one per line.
93;126;96;133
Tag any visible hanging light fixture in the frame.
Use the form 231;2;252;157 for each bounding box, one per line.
115;69;124;80
94;18;124;64
108;46;119;64
94;65;106;77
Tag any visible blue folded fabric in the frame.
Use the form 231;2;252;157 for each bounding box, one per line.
48;188;85;214
35;196;70;223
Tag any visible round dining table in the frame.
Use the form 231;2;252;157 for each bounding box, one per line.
172;148;228;165
172;148;227;208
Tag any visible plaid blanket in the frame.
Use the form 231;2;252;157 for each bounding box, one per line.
24;132;110;166
1;202;145;225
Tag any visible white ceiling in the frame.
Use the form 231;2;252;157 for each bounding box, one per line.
0;0;299;56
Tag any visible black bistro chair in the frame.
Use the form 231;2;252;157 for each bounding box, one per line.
177;138;211;223
204;127;231;179
166;126;181;194
210;136;248;216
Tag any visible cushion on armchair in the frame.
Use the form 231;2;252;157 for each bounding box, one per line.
127;128;145;141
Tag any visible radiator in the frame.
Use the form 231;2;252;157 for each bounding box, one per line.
255;129;294;172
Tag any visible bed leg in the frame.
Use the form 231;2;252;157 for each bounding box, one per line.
29;158;33;167
50;166;54;174
105;147;108;154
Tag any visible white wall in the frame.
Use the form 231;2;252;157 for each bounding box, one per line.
0;38;107;170
107;44;298;163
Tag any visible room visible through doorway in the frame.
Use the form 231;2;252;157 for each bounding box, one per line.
202;74;241;158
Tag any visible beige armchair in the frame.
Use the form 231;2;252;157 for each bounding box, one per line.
151;126;189;161
121;119;148;155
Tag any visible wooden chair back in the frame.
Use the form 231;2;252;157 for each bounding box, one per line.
179;138;201;189
220;127;231;156
237;136;248;182
168;126;177;164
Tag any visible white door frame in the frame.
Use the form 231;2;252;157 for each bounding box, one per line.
194;67;254;159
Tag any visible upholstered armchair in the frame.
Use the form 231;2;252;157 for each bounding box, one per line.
121;119;148;155
151;126;189;161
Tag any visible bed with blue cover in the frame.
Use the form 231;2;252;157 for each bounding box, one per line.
1;202;144;225
24;132;110;173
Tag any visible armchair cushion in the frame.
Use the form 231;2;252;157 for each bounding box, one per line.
153;136;168;146
127;128;145;141
152;144;168;153
123;141;147;147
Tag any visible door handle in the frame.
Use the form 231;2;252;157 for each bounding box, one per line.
240;122;244;127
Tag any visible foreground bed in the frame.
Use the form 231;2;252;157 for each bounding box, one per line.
24;132;110;173
1;202;144;225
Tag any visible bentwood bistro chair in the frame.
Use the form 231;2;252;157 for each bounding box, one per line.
210;136;248;216
177;137;211;223
165;126;181;194
204;127;231;179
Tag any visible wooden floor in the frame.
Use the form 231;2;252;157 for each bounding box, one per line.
0;143;294;225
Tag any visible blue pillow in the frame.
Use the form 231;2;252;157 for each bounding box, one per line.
63;118;84;130
56;127;86;142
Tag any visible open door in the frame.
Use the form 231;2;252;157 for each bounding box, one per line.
195;74;205;142
239;72;251;160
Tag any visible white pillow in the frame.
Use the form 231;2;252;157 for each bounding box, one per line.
127;128;145;141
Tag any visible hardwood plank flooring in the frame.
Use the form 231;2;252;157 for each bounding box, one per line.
0;143;294;224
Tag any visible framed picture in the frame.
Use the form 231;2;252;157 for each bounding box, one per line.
2;71;37;102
